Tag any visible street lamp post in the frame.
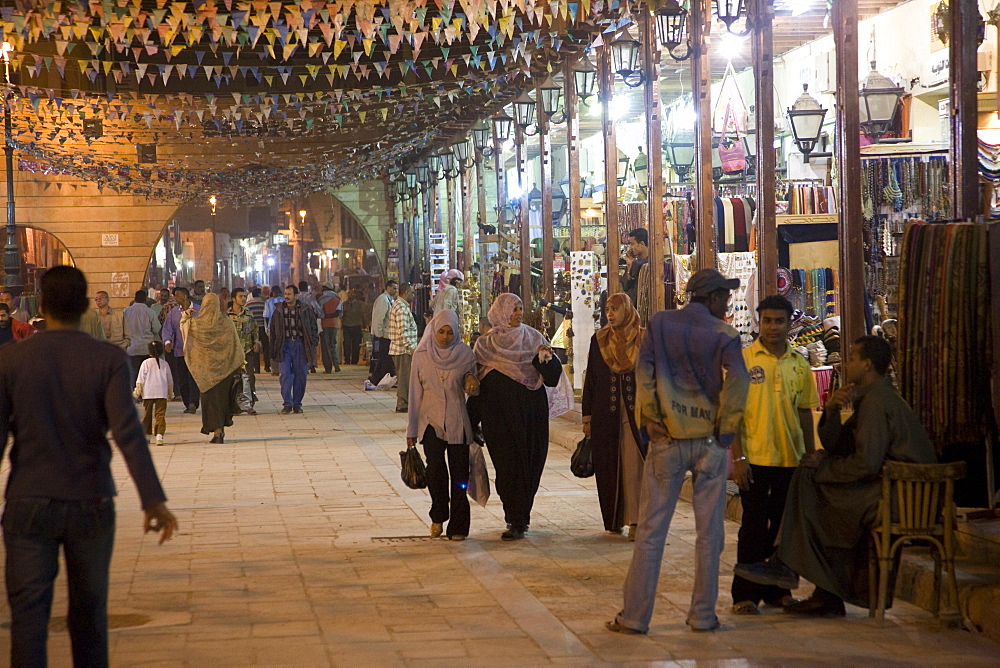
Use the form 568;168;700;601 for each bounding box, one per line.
1;42;21;295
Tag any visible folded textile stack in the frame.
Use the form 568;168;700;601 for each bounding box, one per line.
806;340;828;367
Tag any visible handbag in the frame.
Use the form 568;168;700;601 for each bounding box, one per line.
570;436;594;478
399;446;427;489
718;105;746;174
467;443;491;507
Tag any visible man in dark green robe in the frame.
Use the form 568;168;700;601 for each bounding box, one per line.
736;336;937;615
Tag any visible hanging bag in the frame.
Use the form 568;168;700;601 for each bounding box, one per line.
570;436;594;478
718;105;747;174
467;443;491;506
400;445;427;489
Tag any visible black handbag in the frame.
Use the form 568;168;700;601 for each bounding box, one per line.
570;437;594;478
400;446;427;489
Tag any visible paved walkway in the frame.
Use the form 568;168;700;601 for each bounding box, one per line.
1;367;997;666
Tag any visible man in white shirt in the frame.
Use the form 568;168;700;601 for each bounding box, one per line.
368;280;398;387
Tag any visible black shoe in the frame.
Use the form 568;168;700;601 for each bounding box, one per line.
209;434;224;444
183;404;197;414
334;364;341;372
501;525;526;541
784;593;846;617
293;406;304;414
734;559;800;590
280;406;293;415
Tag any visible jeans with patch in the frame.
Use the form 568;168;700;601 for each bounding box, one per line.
619;436;727;632
3;497;116;668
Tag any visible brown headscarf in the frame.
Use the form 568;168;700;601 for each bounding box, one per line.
596;293;644;374
181;293;245;392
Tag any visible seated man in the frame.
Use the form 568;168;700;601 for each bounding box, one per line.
735;336;936;616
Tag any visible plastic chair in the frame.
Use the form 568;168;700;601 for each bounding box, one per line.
869;461;966;626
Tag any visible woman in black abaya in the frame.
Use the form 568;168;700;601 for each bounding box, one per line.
471;293;563;541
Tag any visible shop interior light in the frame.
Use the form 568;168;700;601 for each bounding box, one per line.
859;61;904;143
655;0;691;61
611;31;644;88
787;84;830;161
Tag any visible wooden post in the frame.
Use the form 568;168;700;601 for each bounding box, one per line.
492;123;508;236
692;0;716;272
564;59;582;252
642;8;665;314
833;0;865;345
600;43;621;296
538;82;554;307
515;124;532;308
950;0;979;221
753;0;777;298
446;174;457;270
461;165;473;272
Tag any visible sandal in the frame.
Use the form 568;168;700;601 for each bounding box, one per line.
731;601;760;615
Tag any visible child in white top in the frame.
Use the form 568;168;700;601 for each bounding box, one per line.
135;341;173;445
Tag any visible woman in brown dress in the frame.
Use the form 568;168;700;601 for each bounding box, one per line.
582;293;646;539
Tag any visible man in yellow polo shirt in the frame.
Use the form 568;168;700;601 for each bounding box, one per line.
730;295;818;615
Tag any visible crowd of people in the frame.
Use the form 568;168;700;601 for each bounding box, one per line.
0;261;943;663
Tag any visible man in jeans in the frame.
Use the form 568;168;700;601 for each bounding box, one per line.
269;284;319;414
607;268;749;635
386;283;418;412
318;283;342;373
0;266;177;667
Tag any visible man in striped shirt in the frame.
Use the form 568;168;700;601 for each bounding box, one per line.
246;287;269;372
386;283;418;413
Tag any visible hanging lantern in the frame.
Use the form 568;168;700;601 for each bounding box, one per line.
787;84;828;160
512;91;537;129
453;138;474;169
439;148;459;179
617;153;631;187
471;122;493;158
404;168;418;192
714;0;751;35
663;100;696;181
655;0;691;61
611;32;644;88
415;163;431;188
573;60;598;102
859;61;904;142
427;153;442;179
633;148;649;195
538;76;563;118
493;113;515;144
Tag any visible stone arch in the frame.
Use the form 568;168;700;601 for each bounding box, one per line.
2;171;181;306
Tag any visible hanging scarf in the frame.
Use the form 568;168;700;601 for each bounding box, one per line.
595;293;644;374
474;293;548;390
181;293;245;392
414;309;476;372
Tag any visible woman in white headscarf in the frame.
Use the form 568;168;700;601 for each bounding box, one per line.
182;293;244;444
470;293;564;541
407;309;479;540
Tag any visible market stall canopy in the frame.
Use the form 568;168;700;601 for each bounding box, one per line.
0;0;627;204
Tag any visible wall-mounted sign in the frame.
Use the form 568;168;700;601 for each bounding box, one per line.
111;272;129;298
272;233;289;245
102;233;119;247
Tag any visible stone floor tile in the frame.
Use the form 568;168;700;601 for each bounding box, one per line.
1;369;997;666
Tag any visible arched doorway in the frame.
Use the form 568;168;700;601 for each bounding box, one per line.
0;226;75;295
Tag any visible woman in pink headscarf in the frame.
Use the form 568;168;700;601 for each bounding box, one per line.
469;293;564;541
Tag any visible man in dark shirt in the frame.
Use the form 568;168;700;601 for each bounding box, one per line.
269;284;319;414
0;266;177;667
620;228;649;308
